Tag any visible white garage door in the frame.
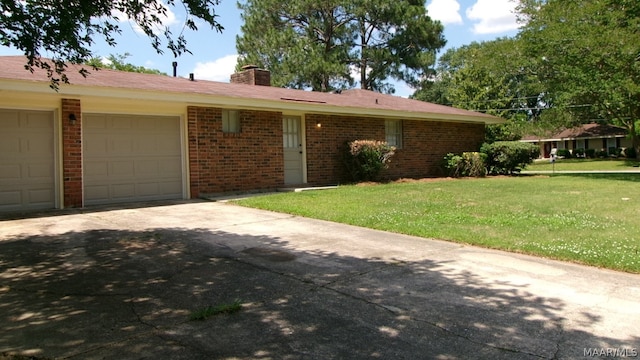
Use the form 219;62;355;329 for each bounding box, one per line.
0;109;55;212
83;114;183;205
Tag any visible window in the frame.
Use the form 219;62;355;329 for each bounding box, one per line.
385;120;402;148
222;110;240;133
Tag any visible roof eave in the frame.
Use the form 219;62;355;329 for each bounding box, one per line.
1;79;502;124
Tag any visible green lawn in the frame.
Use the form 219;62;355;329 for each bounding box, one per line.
234;174;640;273
525;158;640;171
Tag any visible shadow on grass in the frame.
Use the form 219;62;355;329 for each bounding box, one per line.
0;227;637;359
550;173;640;182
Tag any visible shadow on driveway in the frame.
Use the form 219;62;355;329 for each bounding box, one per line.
0;226;637;359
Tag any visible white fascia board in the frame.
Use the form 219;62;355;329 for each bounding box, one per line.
2;80;503;124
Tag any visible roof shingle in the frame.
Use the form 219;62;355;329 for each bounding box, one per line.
0;56;502;123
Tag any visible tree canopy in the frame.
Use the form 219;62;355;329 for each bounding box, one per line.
85;53;166;75
0;0;223;88
235;0;445;93
412;38;546;141
518;0;640;156
414;0;640;154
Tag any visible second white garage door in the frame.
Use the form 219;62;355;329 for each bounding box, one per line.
83;114;183;206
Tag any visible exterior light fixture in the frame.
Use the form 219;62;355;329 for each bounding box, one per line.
69;113;77;125
316;121;322;128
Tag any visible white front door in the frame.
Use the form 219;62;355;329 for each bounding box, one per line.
283;116;304;185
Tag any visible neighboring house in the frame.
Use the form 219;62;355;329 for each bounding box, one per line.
521;123;632;158
0;56;502;212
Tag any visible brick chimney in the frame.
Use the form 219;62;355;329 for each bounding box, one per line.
230;65;271;86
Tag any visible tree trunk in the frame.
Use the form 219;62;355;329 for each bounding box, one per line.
631;120;640;160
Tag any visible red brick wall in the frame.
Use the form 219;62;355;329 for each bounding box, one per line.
187;106;284;196
305;114;485;184
305;114;383;184
386;120;486;178
61;99;83;208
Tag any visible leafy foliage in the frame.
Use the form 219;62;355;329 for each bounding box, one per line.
412;38;546;140
443;152;487;178
1;0;223;88
518;0;640;158
236;0;445;93
85;53;166;75
480;141;539;175
344;140;396;182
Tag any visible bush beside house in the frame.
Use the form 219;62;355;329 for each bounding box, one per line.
344;140;396;182
444;141;539;177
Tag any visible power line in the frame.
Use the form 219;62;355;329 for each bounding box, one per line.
470;104;595;113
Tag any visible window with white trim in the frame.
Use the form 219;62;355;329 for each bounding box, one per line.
222;110;240;133
385;120;403;148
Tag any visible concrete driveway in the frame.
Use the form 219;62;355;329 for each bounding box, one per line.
0;200;638;359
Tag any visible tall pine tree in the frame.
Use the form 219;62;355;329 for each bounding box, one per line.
236;0;445;93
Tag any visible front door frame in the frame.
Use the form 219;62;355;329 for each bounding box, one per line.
282;114;307;185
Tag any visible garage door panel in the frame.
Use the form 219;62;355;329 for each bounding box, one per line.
111;117;133;129
158;159;182;177
84;185;109;203
1;137;19;152
27;163;53;179
24;135;53;154
0;109;55;212
137;160;160;175
112;184;136;199
113;138;135;154
0;191;21;208
159;181;182;195
84;161;108;177
84;114;183;205
0;164;21;180
28;188;54;205
111;161;135;177
137;183;160;196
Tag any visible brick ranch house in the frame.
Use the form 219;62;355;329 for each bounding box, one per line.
521;123;633;158
0;56;502;212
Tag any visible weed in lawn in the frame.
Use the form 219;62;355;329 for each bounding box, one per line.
190;300;242;321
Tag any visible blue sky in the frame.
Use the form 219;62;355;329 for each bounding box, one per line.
1;0;520;97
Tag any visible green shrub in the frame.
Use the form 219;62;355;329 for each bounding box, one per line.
586;148;596;158
608;147;618;156
443;152;487;177
557;149;572;158
624;147;637;159
480;141;539;175
574;148;585;157
597;149;608;158
344;140;396;182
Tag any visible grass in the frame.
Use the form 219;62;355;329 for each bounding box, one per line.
189;300;242;321
525;158;640;171
234;174;640;273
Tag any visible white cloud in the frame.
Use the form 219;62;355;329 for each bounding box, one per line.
193;54;239;82
426;0;463;25
465;0;519;35
112;2;179;36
